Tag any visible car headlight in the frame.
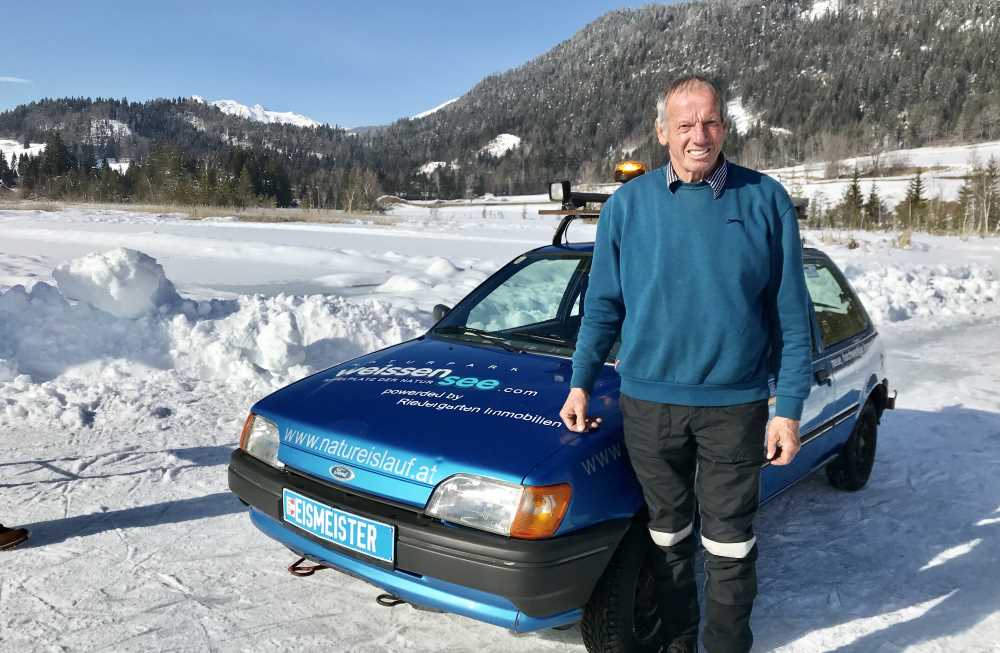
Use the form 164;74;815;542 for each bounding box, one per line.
239;413;284;469
425;474;571;539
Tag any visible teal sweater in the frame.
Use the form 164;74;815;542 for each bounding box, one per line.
570;164;813;420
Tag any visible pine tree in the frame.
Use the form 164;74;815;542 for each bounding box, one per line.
863;182;884;230
841;167;864;228
0;152;10;189
236;165;254;208
41;131;75;178
900;169;927;231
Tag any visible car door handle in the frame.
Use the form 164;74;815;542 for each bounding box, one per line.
814;365;833;386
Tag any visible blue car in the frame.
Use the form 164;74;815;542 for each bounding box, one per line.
228;179;894;652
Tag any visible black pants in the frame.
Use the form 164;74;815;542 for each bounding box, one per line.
620;394;769;653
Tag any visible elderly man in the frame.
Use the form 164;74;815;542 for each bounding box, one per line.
0;523;29;550
560;75;812;653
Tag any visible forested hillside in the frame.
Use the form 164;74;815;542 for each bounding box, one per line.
0;0;996;206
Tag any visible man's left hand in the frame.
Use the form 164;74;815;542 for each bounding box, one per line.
766;416;801;465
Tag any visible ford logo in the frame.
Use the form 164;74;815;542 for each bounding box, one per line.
330;465;355;482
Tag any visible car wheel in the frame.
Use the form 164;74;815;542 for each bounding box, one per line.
580;522;666;653
826;402;878;491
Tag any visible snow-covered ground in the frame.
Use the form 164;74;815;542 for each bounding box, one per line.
480;133;521;158
1;203;998;652
0;139;46;162
766;140;1000;211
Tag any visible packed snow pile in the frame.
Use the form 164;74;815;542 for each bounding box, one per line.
0;249;430;425
169;292;425;386
845;263;1000;324
53;248;180;319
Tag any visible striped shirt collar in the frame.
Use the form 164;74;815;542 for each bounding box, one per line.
665;156;729;199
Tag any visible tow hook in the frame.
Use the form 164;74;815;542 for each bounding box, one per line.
376;593;407;607
375;593;442;613
287;557;329;577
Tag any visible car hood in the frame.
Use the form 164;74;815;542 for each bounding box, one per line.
254;336;619;507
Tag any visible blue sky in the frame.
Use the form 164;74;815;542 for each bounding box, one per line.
0;1;670;128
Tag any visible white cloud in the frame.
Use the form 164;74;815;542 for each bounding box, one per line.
0;76;30;84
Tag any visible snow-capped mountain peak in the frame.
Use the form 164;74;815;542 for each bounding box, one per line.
194;97;321;128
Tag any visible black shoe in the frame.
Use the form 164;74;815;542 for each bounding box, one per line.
0;524;30;550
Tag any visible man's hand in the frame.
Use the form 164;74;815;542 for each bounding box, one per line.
766;416;801;465
560;388;602;433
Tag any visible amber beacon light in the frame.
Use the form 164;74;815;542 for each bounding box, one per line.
614;160;647;183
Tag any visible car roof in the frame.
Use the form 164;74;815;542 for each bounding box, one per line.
531;243;833;261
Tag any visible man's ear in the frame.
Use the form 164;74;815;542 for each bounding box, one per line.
656;120;669;147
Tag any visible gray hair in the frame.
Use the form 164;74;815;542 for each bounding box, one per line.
655;75;725;128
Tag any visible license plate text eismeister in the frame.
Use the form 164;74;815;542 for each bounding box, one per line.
281;488;395;563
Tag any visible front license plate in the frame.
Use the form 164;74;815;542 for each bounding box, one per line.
282;488;395;564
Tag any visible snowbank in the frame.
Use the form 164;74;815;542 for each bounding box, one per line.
2;238;998;428
846;263;999;324
0;249;429;425
53;248;180;318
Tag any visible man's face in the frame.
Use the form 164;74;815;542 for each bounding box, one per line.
656;86;727;182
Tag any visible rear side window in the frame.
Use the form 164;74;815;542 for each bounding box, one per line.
803;260;870;348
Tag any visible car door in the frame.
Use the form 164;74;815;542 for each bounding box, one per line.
802;255;877;461
760;260;839;500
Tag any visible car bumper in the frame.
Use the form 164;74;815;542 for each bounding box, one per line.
228;449;629;632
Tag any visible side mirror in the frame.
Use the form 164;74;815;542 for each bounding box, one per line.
549;180;571;202
432;304;451;322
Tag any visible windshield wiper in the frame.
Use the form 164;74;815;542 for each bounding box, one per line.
505;332;575;347
435;326;524;353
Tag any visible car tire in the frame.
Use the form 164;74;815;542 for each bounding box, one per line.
580;522;666;653
826;402;878;491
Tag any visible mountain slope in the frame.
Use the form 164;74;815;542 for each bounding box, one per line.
0;0;997;200
192;97;321;128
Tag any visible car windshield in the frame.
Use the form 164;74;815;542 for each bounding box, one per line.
432;253;611;358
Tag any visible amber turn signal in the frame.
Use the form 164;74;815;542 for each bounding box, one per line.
239;413;255;449
509;483;573;539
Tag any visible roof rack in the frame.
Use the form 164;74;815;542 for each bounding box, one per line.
539;183;611;247
540;188;809;248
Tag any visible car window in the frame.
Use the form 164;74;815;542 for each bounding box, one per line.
466;258;581;331
804;260;869;348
